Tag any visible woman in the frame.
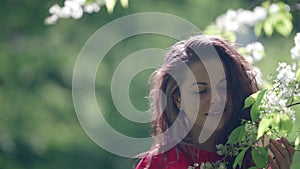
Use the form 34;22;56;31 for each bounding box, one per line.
135;35;295;169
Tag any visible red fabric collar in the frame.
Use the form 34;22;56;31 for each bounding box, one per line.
136;147;223;169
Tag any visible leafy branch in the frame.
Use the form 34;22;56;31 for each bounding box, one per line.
44;0;130;25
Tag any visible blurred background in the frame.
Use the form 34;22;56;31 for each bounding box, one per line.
1;0;300;168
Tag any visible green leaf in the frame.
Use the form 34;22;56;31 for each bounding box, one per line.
275;18;293;37
254;22;263;36
203;24;237;43
105;0;117;13
283;11;293;20
294;95;300;102
250;105;260;122
258;146;268;157
250;90;267;122
248;167;259;169
295;136;300;150
233;147;249;169
296;68;300;82
264;18;274;36
251;147;268;168
120;0;129;8
227;125;246;144
261;1;270;8
244;91;261;109
257;115;274;139
277;114;293;135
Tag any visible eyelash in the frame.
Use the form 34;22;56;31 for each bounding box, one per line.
194;89;208;94
194;87;227;94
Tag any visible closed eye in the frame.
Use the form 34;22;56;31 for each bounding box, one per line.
194;89;207;94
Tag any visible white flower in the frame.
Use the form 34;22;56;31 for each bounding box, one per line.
253;6;267;21
226;9;237;18
245;122;256;132
246;42;264;52
219;162;227;169
244;55;254;64
60;6;72;18
216;9;239;31
64;0;83;19
200;162;213;169
65;0;80;10
49;4;62;15
278;99;288;108
45;0;102;24
214;7;268;33
84;3;101;13
285;4;291;12
71;6;83;19
44;15;59;25
276;62;295;85
237;10;257;26
270;3;280;14
260;76;296;121
291;47;300;60
246;42;265;62
291;33;300;60
216;144;227;155
188;163;199;169
294;33;300;46
74;0;86;6
200;161;227;169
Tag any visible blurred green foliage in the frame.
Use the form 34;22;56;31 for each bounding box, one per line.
1;0;300;168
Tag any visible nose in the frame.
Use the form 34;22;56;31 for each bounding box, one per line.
211;89;226;105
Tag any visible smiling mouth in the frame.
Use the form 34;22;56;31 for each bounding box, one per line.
205;112;222;116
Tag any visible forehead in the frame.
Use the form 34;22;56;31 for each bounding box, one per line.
184;58;226;85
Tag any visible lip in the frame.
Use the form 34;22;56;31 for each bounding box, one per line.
205;109;226;116
205;111;223;116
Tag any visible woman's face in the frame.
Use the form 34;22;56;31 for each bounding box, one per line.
177;59;232;133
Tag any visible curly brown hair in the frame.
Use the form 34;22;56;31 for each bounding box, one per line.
138;35;260;169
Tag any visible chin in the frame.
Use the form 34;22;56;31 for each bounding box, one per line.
215;121;227;131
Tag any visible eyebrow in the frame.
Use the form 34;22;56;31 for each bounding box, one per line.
191;82;208;86
191;78;227;86
219;78;227;84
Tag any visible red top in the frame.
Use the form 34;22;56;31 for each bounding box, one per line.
135;147;223;169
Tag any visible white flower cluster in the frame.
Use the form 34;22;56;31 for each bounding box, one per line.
200;161;227;169
187;161;227;169
259;62;298;121
188;163;199;169
276;62;296;85
243;42;265;64
44;0;102;25
216;144;239;156
215;122;257;158
243;121;258;144
291;33;300;60
215;3;291;33
269;3;290;14
215;7;267;32
238;42;265;85
215;8;266;85
260;91;296;122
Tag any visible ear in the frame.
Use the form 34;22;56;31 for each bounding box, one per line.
173;93;181;109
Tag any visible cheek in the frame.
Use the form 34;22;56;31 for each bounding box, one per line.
181;94;197;119
181;94;210;117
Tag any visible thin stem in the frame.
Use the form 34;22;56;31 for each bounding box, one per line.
288;102;300;107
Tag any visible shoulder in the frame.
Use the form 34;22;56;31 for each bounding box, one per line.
135;148;189;169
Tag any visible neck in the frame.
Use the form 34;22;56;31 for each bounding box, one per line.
190;127;226;153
